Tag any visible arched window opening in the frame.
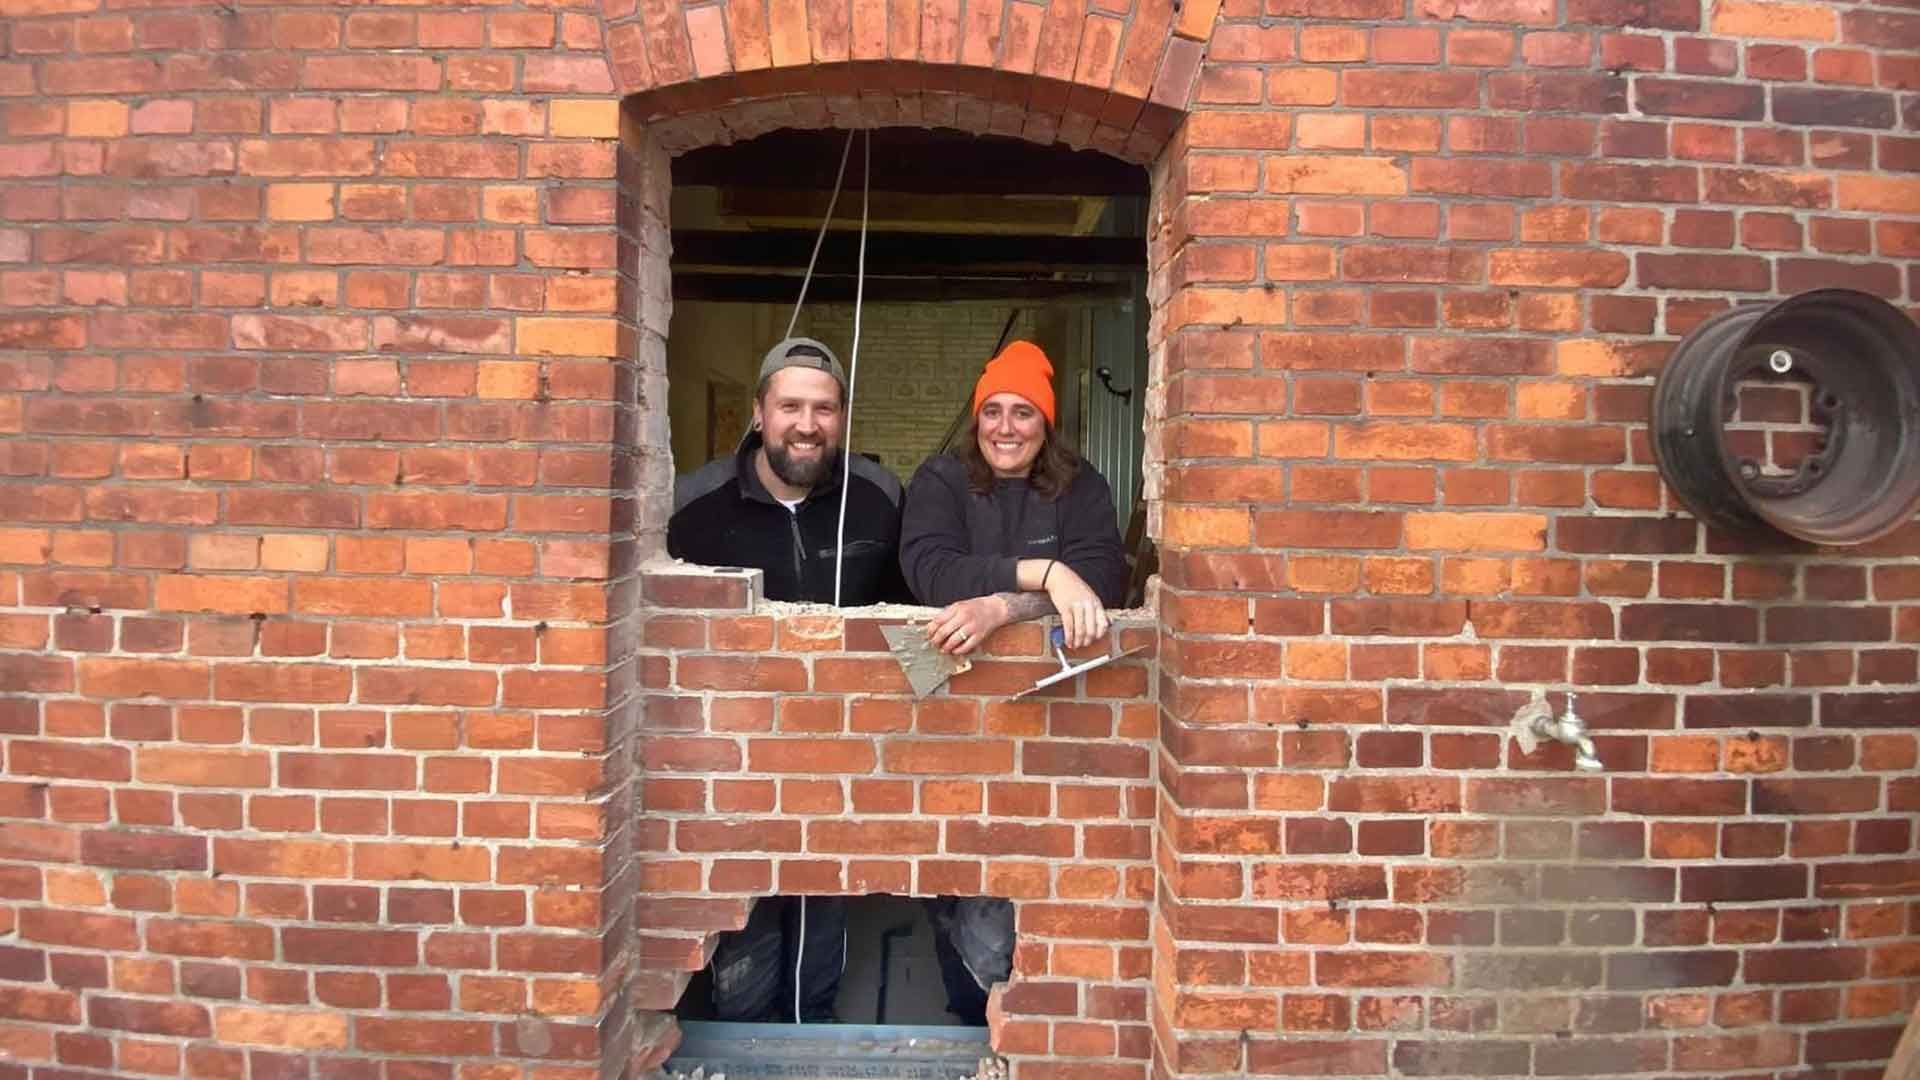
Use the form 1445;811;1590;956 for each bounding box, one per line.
663;127;1155;609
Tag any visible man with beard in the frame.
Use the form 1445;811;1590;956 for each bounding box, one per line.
667;336;904;1023
670;336;908;608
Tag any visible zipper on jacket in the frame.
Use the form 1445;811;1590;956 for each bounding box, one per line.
786;509;806;590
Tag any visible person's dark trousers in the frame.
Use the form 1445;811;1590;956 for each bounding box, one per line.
925;896;1012;1025
783;894;847;1022
930;906;989;1024
709;896;847;1022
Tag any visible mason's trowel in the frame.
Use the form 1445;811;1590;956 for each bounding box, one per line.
881;624;972;699
1015;626;1148;699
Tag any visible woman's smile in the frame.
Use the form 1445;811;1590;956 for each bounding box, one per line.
977;392;1045;477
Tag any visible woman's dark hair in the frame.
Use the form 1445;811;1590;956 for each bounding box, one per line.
955;414;1080;499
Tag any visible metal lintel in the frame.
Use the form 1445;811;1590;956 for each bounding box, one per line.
665;1020;993;1080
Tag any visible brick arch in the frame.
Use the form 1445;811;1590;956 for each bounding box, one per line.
622;65;1182;163
601;0;1217;162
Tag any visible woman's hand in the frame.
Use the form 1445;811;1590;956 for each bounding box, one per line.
1044;563;1109;649
927;594;1011;656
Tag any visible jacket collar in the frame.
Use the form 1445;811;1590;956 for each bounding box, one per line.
734;430;843;507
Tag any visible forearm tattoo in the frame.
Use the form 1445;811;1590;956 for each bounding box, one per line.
998;590;1056;623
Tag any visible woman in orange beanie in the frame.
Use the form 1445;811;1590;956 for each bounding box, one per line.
899;340;1127;655
897;339;1129;1025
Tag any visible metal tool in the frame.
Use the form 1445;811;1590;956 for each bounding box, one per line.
880;624;972;699
1014;626;1146;699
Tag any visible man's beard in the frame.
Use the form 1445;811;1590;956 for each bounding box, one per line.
765;437;838;489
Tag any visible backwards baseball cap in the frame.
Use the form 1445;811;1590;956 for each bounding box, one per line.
758;336;846;394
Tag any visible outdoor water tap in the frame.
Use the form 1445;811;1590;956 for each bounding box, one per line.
1512;690;1604;772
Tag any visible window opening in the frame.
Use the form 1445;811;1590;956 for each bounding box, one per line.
664;128;1154;605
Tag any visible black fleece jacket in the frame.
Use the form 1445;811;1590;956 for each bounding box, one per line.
899;453;1128;608
669;433;909;606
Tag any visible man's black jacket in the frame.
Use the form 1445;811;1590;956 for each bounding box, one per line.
669;433;909;605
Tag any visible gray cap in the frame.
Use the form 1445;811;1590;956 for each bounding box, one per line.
758;336;846;393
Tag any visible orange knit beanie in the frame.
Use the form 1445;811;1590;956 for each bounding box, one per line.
971;341;1056;426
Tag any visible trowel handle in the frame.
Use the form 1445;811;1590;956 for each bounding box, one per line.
1048;625;1073;673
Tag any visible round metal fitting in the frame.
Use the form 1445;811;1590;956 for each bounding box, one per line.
1649;288;1920;545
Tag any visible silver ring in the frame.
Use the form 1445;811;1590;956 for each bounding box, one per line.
955;630;968;642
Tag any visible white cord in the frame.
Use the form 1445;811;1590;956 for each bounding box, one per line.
794;894;806;1025
786;131;857;341
831;129;871;609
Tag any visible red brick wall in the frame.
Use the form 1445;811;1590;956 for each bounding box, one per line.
1146;0;1920;1075
0;2;637;1077
631;572;1160;1072
3;0;1919;1077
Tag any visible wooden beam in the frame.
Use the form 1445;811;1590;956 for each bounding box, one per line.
714;188;1093;234
671;230;1146;275
671;273;1134;305
672;129;1149;197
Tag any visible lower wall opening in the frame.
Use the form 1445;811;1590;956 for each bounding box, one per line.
672;893;1009;1027
666;894;1006;1078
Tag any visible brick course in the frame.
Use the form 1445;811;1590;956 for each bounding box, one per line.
2;0;1918;1076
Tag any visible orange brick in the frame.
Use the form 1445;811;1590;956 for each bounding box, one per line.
1710;0;1836;39
68;101;129;138
261;535;329;573
1286;641;1347;679
1651;735;1721;773
481;100;546;137
156;574;288;614
1838;175;1920;213
516;317;616;357
1516;382;1586;420
1266;155;1406;195
1364;556;1434;594
189;534;261;571
1556;339;1655;377
402;538;471;576
271;271;338;307
476;361;539;399
531;978;600;1016
1163;506;1250;548
1265;245;1338;281
1300;26;1366;61
46;868;104;906
1171;287;1289;329
1405;512;1548;552
1335;422;1475;461
1288;555;1362;593
213;1007;350;1050
267;184;335;222
1266;68;1339;105
1373;115;1444;152
548;99;619;138
483;185;540;223
545;276;618;313
1424;643;1491;680
335;537;405;575
1725;735;1789;774
1296;113;1365;150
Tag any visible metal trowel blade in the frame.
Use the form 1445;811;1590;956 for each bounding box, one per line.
880;624;972;699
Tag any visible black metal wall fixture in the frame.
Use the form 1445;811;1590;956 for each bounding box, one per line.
1649;288;1920;545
